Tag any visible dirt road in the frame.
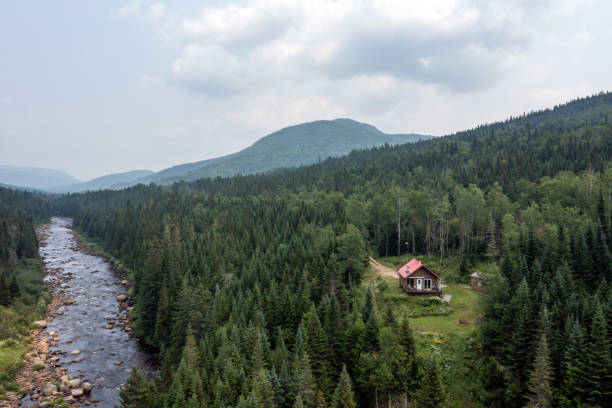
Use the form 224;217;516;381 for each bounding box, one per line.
369;257;399;280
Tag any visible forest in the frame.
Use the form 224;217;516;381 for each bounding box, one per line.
0;188;50;394
2;92;612;407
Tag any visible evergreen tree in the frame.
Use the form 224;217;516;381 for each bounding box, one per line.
415;358;444;408
120;367;156;408
581;302;612;406
525;334;553;408
559;318;587;407
331;365;356;408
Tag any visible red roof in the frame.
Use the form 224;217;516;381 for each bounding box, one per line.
397;258;424;278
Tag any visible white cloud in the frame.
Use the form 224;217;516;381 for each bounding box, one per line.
147;2;165;20
116;0;165;20
116;0;143;18
160;0;536;96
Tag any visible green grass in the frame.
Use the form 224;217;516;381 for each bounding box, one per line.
0;342;27;397
0;259;48;395
411;284;481;336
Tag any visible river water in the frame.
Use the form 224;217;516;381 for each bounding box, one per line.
30;217;156;407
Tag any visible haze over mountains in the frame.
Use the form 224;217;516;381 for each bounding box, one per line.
1;118;431;193
0;166;81;191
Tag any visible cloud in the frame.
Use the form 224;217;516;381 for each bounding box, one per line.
116;0;143;18
156;0;537;96
116;0;165;20
147;2;165;20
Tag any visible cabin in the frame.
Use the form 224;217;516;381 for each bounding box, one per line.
397;258;442;295
470;272;488;292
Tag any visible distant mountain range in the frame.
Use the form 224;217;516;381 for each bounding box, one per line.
0;166;81;191
48;170;154;193
0;118;431;193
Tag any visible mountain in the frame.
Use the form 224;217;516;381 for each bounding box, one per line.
124;118;432;186
0;165;80;190
49;170;155;193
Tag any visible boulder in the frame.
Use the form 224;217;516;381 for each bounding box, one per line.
60;375;70;384
68;378;81;387
70;350;81;355
33;320;47;329
82;382;92;393
71;388;84;398
116;294;128;302
40;383;57;397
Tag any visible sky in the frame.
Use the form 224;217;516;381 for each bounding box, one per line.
1;0;611;180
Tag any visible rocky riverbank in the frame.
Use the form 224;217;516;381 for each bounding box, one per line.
3;218;155;408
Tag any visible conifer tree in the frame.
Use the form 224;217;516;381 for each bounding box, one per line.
315;390;327;408
396;316;420;404
581;303;612;406
362;288;374;323
120;367;156;408
293;394;305;408
331;365;356;408
362;312;380;353
415;358;444;408
559;318;586;407
305;305;333;395
525;334;553;408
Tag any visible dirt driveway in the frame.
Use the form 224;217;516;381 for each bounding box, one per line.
369;257;399;280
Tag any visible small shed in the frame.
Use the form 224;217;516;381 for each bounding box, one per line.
470;272;488;292
397;258;442;295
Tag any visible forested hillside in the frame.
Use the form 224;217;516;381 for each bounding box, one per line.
46;93;612;407
122;118;431;187
0;188;50;394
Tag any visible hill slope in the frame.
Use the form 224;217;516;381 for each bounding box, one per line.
126;118;432;186
0;165;80;190
50;170;154;193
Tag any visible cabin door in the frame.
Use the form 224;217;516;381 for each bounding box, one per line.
417;279;422;290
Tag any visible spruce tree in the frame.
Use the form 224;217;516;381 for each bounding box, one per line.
415;358;444;408
559;318;587;407
581;303;612;406
315;390;327;408
119;367;155;408
525;334;553;408
331;365;356;408
362;312;380;353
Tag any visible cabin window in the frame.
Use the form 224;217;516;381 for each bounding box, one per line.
424;279;432;289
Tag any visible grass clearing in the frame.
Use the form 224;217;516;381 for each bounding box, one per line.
367;255;483;337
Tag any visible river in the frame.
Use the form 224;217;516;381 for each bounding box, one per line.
25;217;156;407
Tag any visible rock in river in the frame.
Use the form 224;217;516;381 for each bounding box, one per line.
116;294;128;302
67;378;81;387
40;383;57;397
82;382;92;393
